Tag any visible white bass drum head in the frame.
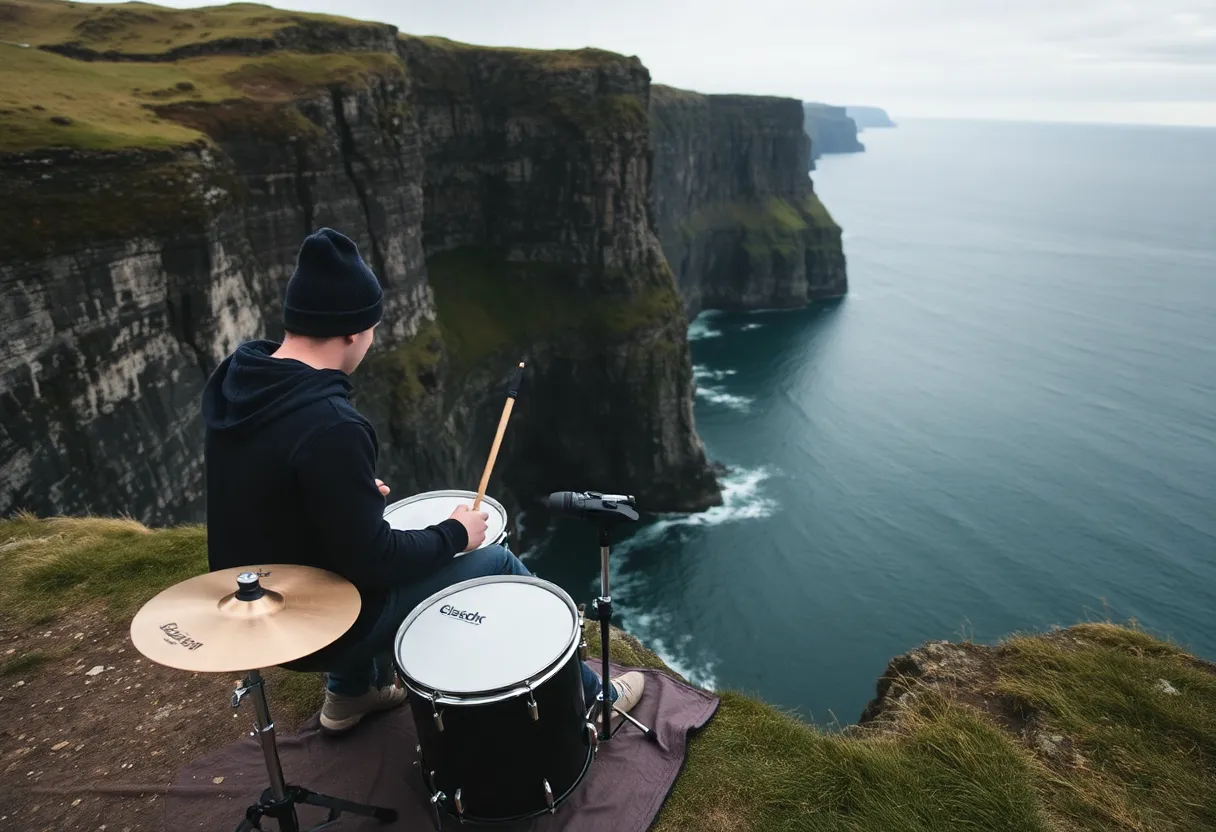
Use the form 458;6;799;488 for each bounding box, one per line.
395;576;577;695
384;490;508;553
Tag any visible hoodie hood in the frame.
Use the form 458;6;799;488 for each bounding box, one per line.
202;340;353;434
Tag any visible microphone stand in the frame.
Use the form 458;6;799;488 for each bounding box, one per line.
577;495;655;743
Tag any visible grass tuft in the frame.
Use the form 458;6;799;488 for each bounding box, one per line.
656;692;1049;832
0;514;207;622
995;628;1216;830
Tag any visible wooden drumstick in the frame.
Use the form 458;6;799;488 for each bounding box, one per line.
473;361;525;512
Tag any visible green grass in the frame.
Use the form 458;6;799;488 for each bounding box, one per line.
678;195;838;260
0;45;403;152
5;513;1216;831
657;692;1050;832
0;512;207;622
995;623;1216;831
427;246;684;376
0;0;380;54
402;34;631;73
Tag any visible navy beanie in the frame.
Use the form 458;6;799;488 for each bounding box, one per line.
283;228;383;337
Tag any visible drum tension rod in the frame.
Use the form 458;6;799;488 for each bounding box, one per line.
543;779;555;814
525;681;539;721
431;691;445;732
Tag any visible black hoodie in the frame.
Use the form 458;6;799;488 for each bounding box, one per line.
202;341;468;645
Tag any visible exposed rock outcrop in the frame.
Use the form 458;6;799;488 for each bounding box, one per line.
649;86;847;318
803;102;864;163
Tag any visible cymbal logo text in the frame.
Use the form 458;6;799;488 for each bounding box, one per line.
159;622;204;650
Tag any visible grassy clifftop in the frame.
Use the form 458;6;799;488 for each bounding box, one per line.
0;0;648;154
0;0;403;153
3;514;1215;831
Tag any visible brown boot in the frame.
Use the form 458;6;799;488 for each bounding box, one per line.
610;671;645;714
320;683;406;732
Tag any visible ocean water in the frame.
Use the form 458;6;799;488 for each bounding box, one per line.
522;118;1216;725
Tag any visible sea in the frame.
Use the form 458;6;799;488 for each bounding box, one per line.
521;117;1216;725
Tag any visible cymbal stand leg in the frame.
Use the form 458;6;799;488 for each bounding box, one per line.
234;669;297;832
231;671;397;832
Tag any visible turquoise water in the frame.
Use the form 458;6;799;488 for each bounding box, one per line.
522;118;1216;725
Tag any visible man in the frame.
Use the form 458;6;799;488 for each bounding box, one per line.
202;227;643;732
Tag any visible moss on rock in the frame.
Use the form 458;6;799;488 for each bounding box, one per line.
428;246;683;376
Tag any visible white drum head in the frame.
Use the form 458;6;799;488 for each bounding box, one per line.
384;490;508;553
395;577;577;695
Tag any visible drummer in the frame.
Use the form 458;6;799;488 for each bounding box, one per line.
201;228;645;732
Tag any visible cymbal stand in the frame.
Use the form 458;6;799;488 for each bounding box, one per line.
231;669;397;832
577;497;656;743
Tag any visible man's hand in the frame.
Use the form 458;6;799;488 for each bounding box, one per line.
376;479;390;496
449;504;489;552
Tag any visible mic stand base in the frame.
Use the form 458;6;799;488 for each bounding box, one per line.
584;523;657;744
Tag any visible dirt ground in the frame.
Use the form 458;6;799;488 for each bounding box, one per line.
0;607;313;832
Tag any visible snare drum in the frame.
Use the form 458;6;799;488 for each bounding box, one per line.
393;576;596;824
384;490;509;554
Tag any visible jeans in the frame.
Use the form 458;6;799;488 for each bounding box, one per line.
324;545;613;707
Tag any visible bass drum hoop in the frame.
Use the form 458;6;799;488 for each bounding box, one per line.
421;743;595;826
393;575;581;706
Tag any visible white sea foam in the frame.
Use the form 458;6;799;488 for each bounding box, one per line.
693;364;751;410
741;322;763;331
693;365;738;382
695;387;753;410
687;310;724;341
599;465;778;690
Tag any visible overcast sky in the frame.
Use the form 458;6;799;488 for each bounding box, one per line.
133;0;1216;126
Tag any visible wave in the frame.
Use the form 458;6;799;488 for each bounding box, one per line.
687;320;722;341
695;386;754;410
693;365;738;381
741;323;763;331
598;465;779;690
693;364;752;410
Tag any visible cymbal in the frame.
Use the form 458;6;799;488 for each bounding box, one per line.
129;565;361;673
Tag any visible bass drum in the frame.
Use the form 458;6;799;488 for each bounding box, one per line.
393;576;596;824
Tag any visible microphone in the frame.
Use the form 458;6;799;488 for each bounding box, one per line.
546;491;640;524
547;491;635;512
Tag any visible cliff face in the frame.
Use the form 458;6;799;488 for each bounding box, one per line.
0;4;721;524
846;106;897;130
803;102;864;163
649;86;847;318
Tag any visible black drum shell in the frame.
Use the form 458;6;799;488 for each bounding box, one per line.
403;648;593;822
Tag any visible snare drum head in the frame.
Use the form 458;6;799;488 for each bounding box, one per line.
384;490;507;550
395;577;577;695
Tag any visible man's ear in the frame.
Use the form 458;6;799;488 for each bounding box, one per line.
344;333;357;346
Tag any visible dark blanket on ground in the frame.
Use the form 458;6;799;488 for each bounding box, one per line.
165;666;719;831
